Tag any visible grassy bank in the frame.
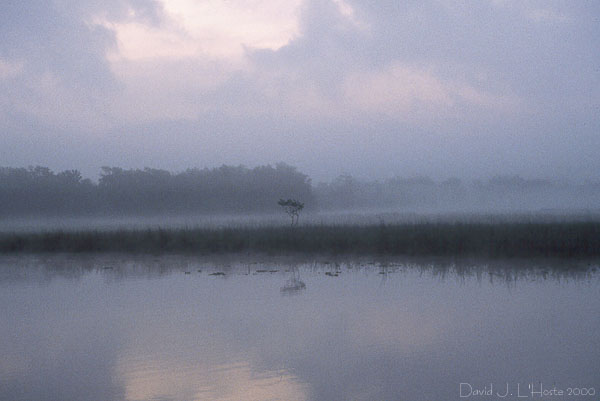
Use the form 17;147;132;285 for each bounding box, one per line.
1;222;599;257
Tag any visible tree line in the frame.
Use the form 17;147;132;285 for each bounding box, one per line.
315;174;600;212
1;165;599;217
0;164;312;216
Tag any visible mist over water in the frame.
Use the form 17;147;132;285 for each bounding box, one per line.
1;255;598;401
1;165;599;234
2;1;599;398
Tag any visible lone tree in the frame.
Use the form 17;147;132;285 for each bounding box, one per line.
278;198;304;226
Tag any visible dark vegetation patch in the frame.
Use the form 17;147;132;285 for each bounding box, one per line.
1;222;599;258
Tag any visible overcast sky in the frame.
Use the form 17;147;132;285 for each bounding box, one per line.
1;0;599;182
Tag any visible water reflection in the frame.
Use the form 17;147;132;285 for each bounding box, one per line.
0;255;598;401
281;268;307;295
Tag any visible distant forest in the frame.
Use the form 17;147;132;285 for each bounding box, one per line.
1;164;600;217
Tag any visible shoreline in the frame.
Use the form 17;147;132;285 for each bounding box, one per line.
1;222;599;258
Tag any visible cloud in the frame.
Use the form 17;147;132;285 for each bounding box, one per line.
341;62;523;128
0;0;161;130
1;0;526;126
527;7;572;24
0;58;23;80
488;0;574;24
0;0;598;181
83;0;306;122
97;0;303;63
343;64;453;117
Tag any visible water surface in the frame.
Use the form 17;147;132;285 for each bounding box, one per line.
1;255;598;401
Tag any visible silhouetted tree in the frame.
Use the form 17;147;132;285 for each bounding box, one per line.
278;199;304;226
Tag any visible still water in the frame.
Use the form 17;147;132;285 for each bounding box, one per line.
0;255;598;401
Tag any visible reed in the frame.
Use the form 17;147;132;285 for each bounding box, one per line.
1;221;599;258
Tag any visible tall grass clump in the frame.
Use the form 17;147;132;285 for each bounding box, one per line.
1;221;599;258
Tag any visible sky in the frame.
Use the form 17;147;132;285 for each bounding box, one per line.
0;0;599;182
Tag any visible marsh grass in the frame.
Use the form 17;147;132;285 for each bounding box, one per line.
1;221;599;258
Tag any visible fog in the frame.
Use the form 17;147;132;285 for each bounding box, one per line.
1;1;599;183
1;165;599;233
3;5;600;400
